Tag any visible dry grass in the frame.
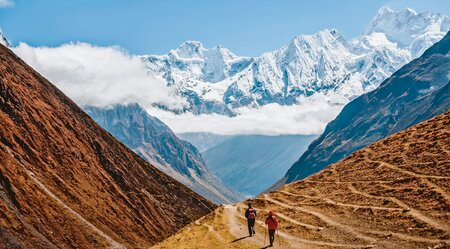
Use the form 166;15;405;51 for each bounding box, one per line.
151;206;260;249
153;112;450;249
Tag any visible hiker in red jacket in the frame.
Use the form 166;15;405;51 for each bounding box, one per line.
265;210;278;247
244;203;257;236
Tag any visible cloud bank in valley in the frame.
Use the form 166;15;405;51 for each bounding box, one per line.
149;94;346;135
13;42;345;136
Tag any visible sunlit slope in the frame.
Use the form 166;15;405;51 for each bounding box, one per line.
152;111;449;249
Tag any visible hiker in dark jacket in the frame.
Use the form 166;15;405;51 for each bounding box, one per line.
265;210;279;247
244;203;257;236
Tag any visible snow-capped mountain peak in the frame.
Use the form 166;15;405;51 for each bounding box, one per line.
364;7;450;56
172;40;205;58
142;7;449;116
287;29;349;54
143;40;252;88
376;6;395;16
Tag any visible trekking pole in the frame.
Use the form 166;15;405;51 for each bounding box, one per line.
263;224;267;247
276;229;281;246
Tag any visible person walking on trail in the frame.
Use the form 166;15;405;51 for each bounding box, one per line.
265;210;279;247
245;203;257;237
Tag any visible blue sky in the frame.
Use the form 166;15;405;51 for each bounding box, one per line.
1;0;449;56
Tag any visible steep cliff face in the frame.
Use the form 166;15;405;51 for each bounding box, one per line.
276;31;450;188
0;44;215;249
85;104;243;204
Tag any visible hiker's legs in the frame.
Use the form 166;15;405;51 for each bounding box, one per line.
247;219;255;236
268;229;275;246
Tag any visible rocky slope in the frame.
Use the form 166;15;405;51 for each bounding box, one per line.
275;30;450;187
153;111;450;249
85;104;243;204
0;44;215;248
142;7;449;115
202;135;316;196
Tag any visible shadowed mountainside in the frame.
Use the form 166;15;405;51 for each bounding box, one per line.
276;30;450;188
85;104;243;204
0;44;215;249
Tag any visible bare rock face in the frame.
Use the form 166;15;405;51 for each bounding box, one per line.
0;44;215;248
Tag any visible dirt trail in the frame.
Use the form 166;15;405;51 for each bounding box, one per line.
248;203;372;248
225;204;284;248
262;194;378;245
279;190;405;211
7;148;125;249
224;205;250;240
377;160;450;179
26;170;125;249
379;161;450;200
235;202;324;232
347;183;450;231
276;213;324;231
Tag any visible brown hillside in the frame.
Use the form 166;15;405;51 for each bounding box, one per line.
153;111;449;249
0;44;215;249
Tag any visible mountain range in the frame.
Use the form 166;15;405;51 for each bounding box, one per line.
0;44;215;248
141;7;449;116
274;29;450;188
85;104;242;204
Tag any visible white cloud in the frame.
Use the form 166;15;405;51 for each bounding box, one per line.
13;42;187;110
12;41;346;136
0;0;14;8
148;93;347;135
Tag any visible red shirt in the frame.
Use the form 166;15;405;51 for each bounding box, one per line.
265;215;278;230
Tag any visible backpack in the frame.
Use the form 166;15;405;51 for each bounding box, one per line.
248;208;256;219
